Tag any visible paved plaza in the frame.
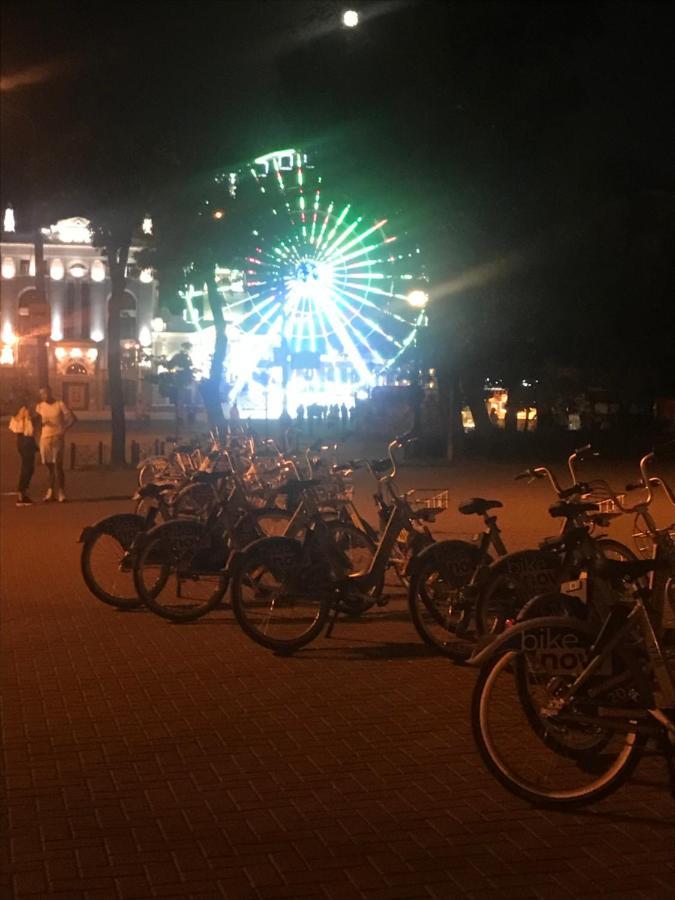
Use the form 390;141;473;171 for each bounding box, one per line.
1;431;674;898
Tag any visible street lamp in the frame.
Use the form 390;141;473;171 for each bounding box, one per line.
342;9;359;28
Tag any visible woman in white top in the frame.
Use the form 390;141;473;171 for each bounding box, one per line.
35;385;77;502
8;398;39;506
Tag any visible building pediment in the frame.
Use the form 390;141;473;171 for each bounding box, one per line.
42;217;93;244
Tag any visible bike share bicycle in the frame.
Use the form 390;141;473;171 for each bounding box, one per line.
408;445;636;658
228;434;446;654
469;449;675;807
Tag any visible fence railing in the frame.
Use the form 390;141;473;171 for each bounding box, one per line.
67;438;169;470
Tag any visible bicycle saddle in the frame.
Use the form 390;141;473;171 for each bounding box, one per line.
548;501;599;518
458;498;503;516
135;483;177;498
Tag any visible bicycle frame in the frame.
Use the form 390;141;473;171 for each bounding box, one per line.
554;594;675;727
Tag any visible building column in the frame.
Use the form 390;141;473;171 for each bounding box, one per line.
89;281;107;342
47;280;65;340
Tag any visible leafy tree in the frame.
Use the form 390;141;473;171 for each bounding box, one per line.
145;347;195;439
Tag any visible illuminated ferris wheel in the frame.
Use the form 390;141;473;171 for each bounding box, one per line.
220;149;426;386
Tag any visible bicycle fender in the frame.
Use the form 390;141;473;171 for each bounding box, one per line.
229;536;304;580
137;455;165;470
405;538;482;578
517;592;588;623
79;513;146;546
467;616;598;667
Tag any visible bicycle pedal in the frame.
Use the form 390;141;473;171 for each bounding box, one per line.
376;595;391;607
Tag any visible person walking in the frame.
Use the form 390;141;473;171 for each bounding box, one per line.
8;397;39;506
229;401;240;430
35;386;77;502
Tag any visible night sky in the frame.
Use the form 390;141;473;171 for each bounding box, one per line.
2;0;674;368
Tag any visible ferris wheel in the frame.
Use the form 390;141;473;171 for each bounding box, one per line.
220;149;426;385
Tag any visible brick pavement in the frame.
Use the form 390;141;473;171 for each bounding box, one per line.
1;450;674;899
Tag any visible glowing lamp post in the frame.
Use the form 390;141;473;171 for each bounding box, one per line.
342;9;359;27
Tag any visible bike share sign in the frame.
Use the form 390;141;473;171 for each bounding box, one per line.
520;626;606;675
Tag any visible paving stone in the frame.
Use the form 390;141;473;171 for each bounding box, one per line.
2;451;674;899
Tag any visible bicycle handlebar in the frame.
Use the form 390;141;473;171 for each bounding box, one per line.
630;473;675;507
600;453;656;513
568;444;599;483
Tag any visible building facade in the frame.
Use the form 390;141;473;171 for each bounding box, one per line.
0;214;158;414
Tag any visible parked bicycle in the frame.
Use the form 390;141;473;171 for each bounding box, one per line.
469;450;675;806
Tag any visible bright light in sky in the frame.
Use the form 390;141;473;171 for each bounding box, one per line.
342;9;359;28
406;288;429;308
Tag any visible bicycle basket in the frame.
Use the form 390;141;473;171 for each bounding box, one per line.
315;482;354;505
581;479;625;515
633;523;675;560
408;489;449;515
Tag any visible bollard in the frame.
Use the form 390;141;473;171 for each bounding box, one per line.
154;438;160;455
160;441;165;455
69;442;76;470
98;441;104;466
130;440;140;466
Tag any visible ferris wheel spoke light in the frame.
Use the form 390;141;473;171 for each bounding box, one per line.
215;149;425;394
323;218;387;264
331;288;400;347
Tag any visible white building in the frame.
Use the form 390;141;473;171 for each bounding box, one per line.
0;213;158;413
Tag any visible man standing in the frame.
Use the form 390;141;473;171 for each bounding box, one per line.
35;386;77;502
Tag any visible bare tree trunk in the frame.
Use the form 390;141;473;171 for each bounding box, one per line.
106;246;129;465
199;277;227;432
437;367;463;460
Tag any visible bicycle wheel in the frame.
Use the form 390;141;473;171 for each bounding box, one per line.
472;619;647;807
80;514;146;609
329;521;380;615
596;538;638;563
251;508;294;537
231;537;329;653
138;457;171;486
173;481;219;518
476;550;561;636
133;519;229;622
408;541;485;653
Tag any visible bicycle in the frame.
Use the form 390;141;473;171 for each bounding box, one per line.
469;453;675;807
408;445;636;657
229;435;445;654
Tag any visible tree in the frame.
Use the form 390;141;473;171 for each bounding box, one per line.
145;346;195;438
137;194;230;432
141;172;276;431
88;214;137;464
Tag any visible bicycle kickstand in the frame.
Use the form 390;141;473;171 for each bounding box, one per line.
325;601;341;639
